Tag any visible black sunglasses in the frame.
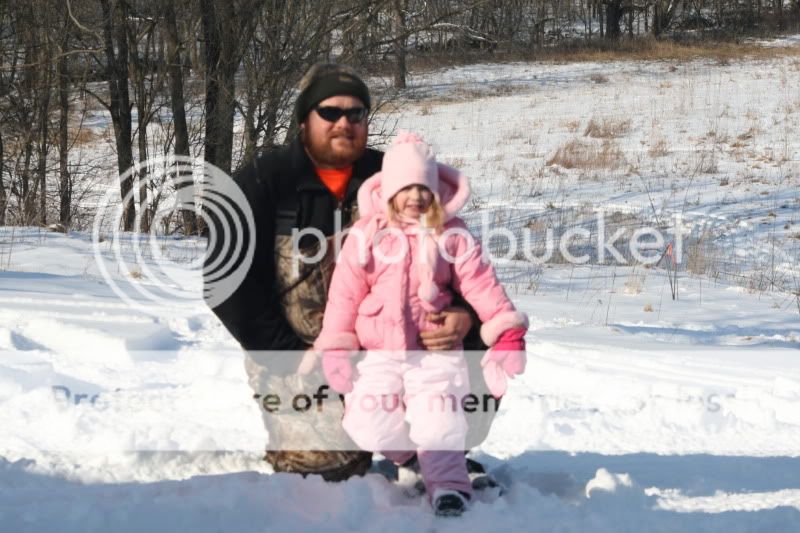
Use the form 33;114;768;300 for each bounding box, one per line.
314;106;368;124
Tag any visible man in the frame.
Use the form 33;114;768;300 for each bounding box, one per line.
205;63;488;482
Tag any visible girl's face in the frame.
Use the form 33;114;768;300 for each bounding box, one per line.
391;185;434;219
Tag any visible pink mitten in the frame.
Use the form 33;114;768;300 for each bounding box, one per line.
480;328;527;398
322;350;355;393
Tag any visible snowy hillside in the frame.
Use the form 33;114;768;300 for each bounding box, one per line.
2;42;800;532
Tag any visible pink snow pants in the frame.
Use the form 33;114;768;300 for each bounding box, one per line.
342;350;472;498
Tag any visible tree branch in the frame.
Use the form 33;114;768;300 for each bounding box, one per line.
80;85;111;112
65;0;103;41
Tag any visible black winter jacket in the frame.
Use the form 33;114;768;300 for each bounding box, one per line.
204;137;384;351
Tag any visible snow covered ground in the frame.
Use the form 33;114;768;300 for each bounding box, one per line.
2;40;800;532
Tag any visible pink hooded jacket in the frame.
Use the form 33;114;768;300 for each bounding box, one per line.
314;135;528;357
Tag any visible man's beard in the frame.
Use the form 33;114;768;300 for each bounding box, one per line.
302;128;366;168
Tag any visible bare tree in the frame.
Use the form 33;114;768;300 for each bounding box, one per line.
80;0;137;231
127;6;164;232
604;0;625;39
652;0;678;36
199;0;266;175
163;0;196;234
35;11;54;226
0;3;11;226
0;0;57;226
0;0;797;235
238;0;337;160
57;24;73;227
0;124;5;227
392;0;409;88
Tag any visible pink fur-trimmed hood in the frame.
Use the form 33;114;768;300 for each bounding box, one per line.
357;162;471;220
355;157;471;310
347;132;473;312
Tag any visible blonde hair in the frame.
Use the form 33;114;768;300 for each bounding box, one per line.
387;196;445;232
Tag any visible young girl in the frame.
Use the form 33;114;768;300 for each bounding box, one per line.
314;131;528;516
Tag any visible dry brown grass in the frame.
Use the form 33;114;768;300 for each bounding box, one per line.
607;210;641;224
398;39;800;89
409;84;518;109
624;271;645;294
506;128;528;141
546;138;626;170
397;37;800;89
379;100;404;114
444;156;466;169
584;118;631;139
399;39;800;122
685;238;717;277
71;127;100;146
737;126;760;141
706;129;730;143
648;137;670;157
523;38;800;64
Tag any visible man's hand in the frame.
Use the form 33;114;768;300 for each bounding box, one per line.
419;306;474;351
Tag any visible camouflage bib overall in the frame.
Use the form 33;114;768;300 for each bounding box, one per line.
251;203;371;481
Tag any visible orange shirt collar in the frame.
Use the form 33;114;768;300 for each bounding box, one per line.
315;166;353;202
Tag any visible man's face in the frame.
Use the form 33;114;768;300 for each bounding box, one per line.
301;95;368;168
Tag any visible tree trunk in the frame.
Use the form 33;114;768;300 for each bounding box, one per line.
37;90;50;226
132;51;150;234
200;0;236;176
130;20;158;234
243;103;257;162
628;1;635;37
137;117;149;233
20;25;37;225
37;46;52;226
57;41;71;226
202;0;265;174
22;142;35;224
0;129;6;226
100;0;135;231
653;1;662;36
586;0;593;40
164;0;196;234
165;2;190;162
392;0;408;90
606;1;624;39
599;1;605;37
